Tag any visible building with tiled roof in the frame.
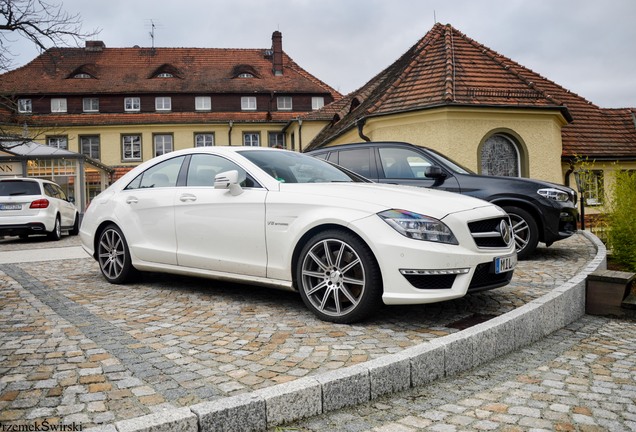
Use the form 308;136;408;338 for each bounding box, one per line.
0;31;341;206
305;23;635;212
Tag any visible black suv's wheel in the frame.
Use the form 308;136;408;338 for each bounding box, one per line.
503;206;539;260
97;224;136;284
296;230;382;323
47;215;62;241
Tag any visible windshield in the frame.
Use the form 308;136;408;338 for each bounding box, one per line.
239;150;365;183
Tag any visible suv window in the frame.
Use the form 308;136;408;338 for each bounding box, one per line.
0;180;41;196
338;148;373;178
378;147;434;179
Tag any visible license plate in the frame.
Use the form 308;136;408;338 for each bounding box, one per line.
0;204;21;211
495;254;517;274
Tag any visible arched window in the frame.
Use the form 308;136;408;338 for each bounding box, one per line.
481;134;520;177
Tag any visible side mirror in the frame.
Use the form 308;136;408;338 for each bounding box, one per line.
425;166;446;179
214;170;243;196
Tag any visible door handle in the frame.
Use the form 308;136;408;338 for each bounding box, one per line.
125;197;138;204
179;194;197;202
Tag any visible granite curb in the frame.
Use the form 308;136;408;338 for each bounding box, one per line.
83;231;606;432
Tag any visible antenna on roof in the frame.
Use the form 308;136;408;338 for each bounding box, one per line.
433;10;437;24
149;20;156;49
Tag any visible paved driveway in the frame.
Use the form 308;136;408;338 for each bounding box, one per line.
0;233;597;428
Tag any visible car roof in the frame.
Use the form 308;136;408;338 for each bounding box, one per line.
307;142;422;153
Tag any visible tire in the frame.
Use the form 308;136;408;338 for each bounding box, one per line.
503;206;539;260
97;224;136;284
47;215;62;241
69;213;80;236
296;229;382;323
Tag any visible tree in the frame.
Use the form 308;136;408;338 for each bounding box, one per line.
0;0;99;72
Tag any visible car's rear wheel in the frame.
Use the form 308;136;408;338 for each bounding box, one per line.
97;224;135;284
297;230;382;323
47;215;62;241
69;213;80;236
503;206;539;260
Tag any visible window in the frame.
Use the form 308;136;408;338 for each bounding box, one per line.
122;135;142;161
243;133;260;147
154;134;173;156
47;136;68;150
238;73;254;78
156;72;174;78
155;97;172;111
51;98;67;113
125;97;141;112
582;170;604;206
338;148;374;178
18;99;32;113
126;156;185;190
80;136;100;160
241;96;257;111
268;132;285;148
277;96;292;111
73;73;92;79
481;134;520;177
378;147;436;179
186;154;258;188
195;133;215;147
83;98;99;112
312;97;325;110
195;96;211;111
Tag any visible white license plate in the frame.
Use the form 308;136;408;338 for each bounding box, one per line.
495;254;517;274
0;204;22;211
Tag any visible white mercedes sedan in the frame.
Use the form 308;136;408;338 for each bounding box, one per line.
80;147;516;323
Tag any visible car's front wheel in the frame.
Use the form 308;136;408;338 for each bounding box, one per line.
503;206;539;260
97;224;136;284
296;230;382;323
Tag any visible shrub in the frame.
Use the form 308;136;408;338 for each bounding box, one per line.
606;170;636;272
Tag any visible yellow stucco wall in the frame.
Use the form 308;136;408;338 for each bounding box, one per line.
324;107;568;184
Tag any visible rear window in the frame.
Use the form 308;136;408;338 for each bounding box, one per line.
0;180;41;196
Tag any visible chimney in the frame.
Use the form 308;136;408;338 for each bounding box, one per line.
271;31;283;76
85;41;106;52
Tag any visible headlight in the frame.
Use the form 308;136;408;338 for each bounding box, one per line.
537;188;570;202
378;209;458;245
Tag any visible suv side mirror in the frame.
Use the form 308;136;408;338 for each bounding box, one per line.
425;166;446;179
214;170;243;196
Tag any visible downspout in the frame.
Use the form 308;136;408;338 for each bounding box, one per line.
228;120;233;146
356;118;371;142
298;118;303;152
564;159;575;188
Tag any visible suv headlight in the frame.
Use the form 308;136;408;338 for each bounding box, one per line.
378;209;458;244
537;188;570;202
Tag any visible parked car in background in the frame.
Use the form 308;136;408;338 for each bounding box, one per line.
80;147;516;323
308;142;578;259
0;177;79;240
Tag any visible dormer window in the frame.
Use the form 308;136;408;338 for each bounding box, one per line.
68;64;98;79
238;73;254;78
156;72;174;78
150;64;181;79
232;64;259;79
73;73;93;79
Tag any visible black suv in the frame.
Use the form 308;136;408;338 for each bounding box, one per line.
308;142;578;259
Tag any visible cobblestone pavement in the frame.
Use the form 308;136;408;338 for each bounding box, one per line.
0;233;598;429
278;315;636;432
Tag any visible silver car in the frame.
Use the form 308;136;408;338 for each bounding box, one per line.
0;177;79;240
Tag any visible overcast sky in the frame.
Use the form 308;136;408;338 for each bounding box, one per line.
7;0;636;108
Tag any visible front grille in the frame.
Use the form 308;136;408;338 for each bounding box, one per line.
468;262;513;292
403;274;456;290
468;216;510;248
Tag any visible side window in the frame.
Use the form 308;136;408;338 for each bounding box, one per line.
378;147;433;179
337;148;373;178
186;154;259;188
126;156;185;189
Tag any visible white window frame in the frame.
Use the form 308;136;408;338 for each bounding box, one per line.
122;135;142;161
195;133;215;147
195;96;211;111
277;96;292;111
47;136;68;149
124;97;141;112
18;99;32;113
154;134;173;156
155;97;172;112
312;97;325;110
243;132;260;147
83;97;99;113
51;98;67;113
241;96;257;111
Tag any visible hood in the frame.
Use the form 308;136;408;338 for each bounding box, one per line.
278;182;494;220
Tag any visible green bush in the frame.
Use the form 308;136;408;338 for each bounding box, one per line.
606;170;636;272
